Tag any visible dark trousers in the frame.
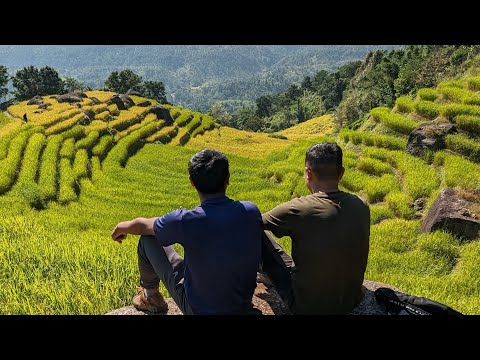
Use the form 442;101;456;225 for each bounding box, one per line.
261;231;295;311
137;235;194;315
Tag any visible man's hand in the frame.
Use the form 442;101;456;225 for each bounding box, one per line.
111;218;157;244
111;221;130;243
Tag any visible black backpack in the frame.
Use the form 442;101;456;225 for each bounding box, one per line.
374;287;463;315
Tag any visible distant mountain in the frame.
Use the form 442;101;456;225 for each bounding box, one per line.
0;45;401;111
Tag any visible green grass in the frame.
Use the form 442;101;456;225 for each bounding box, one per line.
414;100;440;120
445;134;480;162
417;88;438;102
370;107;419;135
455;115;480;135
395;96;415;113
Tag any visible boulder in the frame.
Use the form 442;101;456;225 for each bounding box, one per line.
90;96;101;105
137;100;152;107
82;109;95;121
148;105;174;125
109;94;135;110
71;90;88;98
27;96;44;105
421;188;480;241
38;102;51;110
106;279;402;315
406;122;457;157
118;94;135;108
54;93;84;103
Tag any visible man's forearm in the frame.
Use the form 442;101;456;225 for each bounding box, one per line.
126;218;156;235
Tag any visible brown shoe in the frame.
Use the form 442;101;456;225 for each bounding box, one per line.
132;288;168;313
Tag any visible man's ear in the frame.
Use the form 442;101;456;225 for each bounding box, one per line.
338;167;345;181
305;167;313;181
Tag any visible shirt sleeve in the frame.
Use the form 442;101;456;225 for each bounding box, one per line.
262;200;298;238
153;209;184;247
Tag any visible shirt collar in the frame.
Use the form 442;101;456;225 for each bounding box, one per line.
201;195;230;205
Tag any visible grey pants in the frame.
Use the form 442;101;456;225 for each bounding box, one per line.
137;235;194;315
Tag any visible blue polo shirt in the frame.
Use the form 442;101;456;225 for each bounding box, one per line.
153;196;262;314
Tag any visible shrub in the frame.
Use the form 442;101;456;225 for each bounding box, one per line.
385;192;414;219
454;115;480;136
58;157;77;204
38;135;62;200
75;131;100;151
445;134;480;162
357;157;393;176
16;133;46;185
395;96;415;113
370;107;418;135
414;100;440;120
91;135;114;159
268;133;288;140
417;88;438;102
467;76;480;91
60;138;75;160
73;149;89;180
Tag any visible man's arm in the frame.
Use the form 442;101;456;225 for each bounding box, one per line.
262;201;296;238
111;217;158;244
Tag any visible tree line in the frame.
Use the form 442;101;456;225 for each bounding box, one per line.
0;66;167;104
210;45;480;132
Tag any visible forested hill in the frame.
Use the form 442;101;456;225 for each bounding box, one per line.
0;45;400;112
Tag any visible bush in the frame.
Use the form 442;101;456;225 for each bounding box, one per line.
73;149;89;180
17;182;47;210
455;115;480;135
91;135;113;159
467;76;480;91
268;133;288;140
357;157;393;176
60;138;75;160
38;135;62;200
385;192;414;219
445;134;480;163
395;96;415;113
370;107;418;135
417;88;438;102
414;100;440;120
75;131;100;151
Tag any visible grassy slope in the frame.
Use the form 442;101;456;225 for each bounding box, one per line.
1;85;480;314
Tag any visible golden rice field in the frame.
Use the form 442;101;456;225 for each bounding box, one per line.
0;78;480;314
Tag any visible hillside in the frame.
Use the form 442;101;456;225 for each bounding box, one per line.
0;83;479;314
0;45;400;111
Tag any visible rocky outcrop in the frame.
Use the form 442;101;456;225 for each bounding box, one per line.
0;99;16;110
421;188;480;241
27;96;44;105
148;105;174;125
137;100;152;107
90;97;101;105
406;122;457;157
53;93;84;103
109;94;135;110
106;280;402;315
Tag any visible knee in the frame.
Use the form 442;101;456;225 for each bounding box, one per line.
137;235;156;254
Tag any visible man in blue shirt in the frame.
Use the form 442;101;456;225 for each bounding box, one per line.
111;149;263;314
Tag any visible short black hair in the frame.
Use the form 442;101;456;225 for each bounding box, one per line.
188;148;229;194
305;142;343;179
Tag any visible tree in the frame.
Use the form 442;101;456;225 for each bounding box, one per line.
208;102;233;126
233;106;263;132
105;69;142;94
255;95;274;118
0;66;8;100
139;80;167;103
297;90;326;122
12;66;41;100
38;66;65;96
64;77;85;92
12;66;65;100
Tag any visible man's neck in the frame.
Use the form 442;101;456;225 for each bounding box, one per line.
198;191;226;203
309;182;340;194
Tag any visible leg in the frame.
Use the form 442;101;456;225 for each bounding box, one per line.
261;231;295;309
137;235;193;315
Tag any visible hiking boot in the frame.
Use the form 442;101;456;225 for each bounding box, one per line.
132;288;169;313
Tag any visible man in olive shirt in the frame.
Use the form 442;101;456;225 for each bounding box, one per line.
261;142;370;314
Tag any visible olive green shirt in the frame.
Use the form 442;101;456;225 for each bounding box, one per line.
262;191;370;314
